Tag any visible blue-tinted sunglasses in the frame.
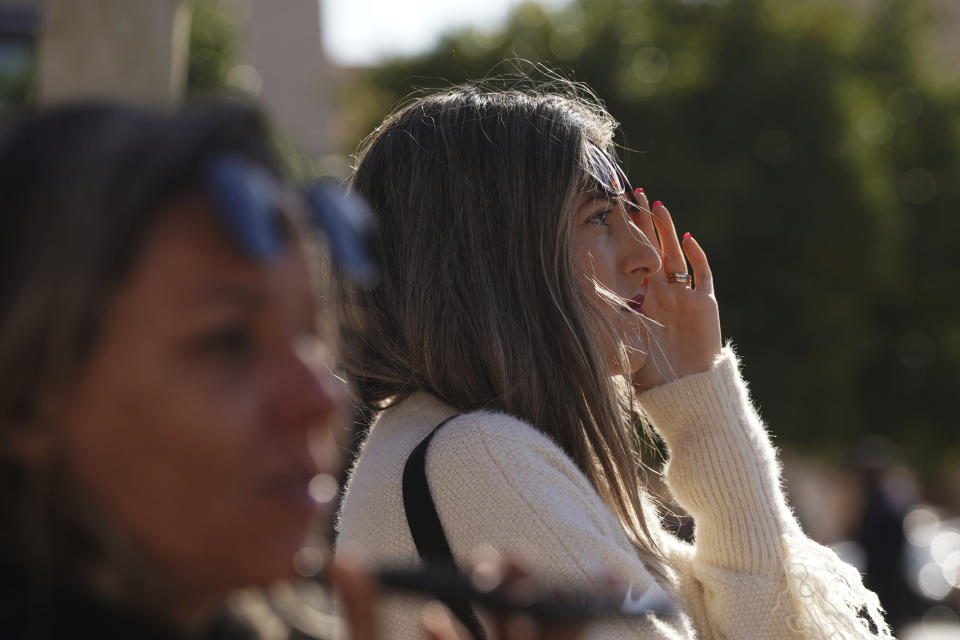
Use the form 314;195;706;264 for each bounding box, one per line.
204;155;378;286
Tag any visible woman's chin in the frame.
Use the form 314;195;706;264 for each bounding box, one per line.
606;344;647;376
621;333;649;373
627;351;648;375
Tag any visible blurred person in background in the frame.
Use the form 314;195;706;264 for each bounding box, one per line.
852;437;927;632
335;78;892;639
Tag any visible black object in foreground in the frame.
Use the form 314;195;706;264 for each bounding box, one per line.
374;564;678;624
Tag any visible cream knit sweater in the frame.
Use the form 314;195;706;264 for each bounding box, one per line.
336;349;890;639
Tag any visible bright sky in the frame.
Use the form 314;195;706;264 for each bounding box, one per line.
323;0;569;66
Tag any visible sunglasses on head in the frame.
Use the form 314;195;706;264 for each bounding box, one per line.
204;155;379;287
585;142;641;210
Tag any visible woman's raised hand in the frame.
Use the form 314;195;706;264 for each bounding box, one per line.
630;190;723;390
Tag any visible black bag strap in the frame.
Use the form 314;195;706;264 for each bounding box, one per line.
402;414;486;640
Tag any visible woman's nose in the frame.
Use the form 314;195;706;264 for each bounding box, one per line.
269;336;346;438
619;208;662;279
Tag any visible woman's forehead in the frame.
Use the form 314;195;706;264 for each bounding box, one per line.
578;189;615;207
138;198;310;309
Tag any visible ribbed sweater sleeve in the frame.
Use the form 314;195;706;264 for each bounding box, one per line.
638;346;890;638
638;347;799;574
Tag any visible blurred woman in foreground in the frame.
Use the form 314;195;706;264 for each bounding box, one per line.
0;102;354;638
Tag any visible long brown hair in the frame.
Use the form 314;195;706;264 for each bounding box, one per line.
337;79;668;573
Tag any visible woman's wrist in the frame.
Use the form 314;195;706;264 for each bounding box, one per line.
631;345;724;391
636;345;763;455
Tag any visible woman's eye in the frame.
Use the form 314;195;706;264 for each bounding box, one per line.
588;209;612;226
198;325;254;362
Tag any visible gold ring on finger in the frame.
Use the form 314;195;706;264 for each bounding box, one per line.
667;272;693;287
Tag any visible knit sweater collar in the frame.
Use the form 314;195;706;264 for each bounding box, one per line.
375;391;460;434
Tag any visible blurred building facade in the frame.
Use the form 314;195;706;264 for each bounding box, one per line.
224;0;330;156
0;0;331;155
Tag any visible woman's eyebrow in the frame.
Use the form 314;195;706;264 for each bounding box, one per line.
580;192;614;206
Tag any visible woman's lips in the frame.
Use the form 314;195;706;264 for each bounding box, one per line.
625;293;646;315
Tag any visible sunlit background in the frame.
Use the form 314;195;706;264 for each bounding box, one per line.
324;0;571;66
1;0;958;637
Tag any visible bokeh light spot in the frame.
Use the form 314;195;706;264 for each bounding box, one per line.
308;473;340;505
292;546;326;578
918;562;952;600
632;47;669;84
942;551;960;589
931;530;960;564
226;64;263;95
857;108;895;145
905;506;941;547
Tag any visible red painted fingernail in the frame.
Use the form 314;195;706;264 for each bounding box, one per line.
652;200;663;208
634;187;644;194
683;232;691;240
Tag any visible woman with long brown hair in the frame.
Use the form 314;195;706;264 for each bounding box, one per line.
335;80;890;639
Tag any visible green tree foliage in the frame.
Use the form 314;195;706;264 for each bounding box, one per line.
186;1;238;96
343;0;960;466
